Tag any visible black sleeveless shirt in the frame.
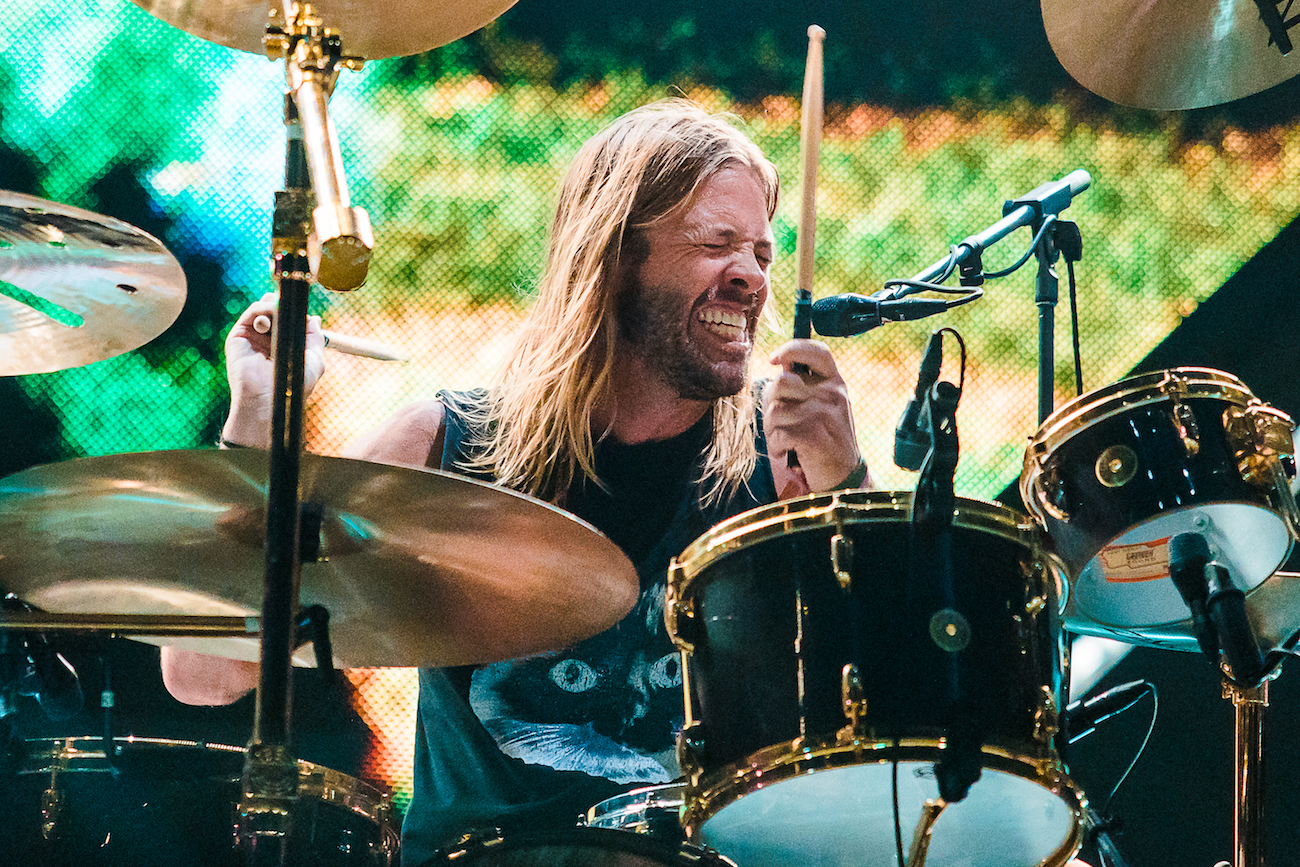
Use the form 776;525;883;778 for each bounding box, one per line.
438;388;776;783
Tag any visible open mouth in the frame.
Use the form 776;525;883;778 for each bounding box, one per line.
697;307;750;343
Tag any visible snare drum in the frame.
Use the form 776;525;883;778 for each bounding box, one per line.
584;783;686;841
3;736;398;867
1021;368;1298;647
666;491;1083;867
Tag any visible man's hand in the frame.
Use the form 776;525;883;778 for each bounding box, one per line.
221;292;326;448
764;339;867;497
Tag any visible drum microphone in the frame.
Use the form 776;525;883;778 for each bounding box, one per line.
809;293;949;337
1168;533;1268;684
895;331;944;471
1065;679;1151;744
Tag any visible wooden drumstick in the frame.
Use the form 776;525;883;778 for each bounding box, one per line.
251;313;409;362
785;24;826;486
794;23;826;325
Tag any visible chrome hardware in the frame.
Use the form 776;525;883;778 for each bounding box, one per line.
1033;684;1060;745
837;663;868;741
831;529;853;591
1095;444;1138;488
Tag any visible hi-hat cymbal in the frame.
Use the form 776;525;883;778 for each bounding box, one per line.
0;192;187;376
0;450;639;669
130;0;520;60
1042;0;1300;109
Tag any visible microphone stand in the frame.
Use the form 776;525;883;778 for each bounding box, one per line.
238;6;373;864
878;172;1089;424
235;91;312;867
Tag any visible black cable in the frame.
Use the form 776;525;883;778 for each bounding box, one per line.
983;215;1059;279
1067;258;1083;396
892;754;905;867
1100;682;1158;819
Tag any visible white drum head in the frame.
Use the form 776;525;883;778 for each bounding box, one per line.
1072;503;1287;629
700;762;1076;867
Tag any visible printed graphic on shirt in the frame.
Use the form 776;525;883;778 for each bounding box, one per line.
469;580;684;784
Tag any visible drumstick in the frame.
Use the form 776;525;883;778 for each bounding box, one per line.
794;23;826;320
785;25;825;486
252;314;409;362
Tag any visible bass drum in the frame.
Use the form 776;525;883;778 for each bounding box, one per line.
666;491;1083;867
427;825;735;866
1021;367;1299;648
3;736;398;867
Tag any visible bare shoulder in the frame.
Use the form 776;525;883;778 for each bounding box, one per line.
344;399;447;470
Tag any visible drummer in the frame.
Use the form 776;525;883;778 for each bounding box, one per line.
164;98;867;863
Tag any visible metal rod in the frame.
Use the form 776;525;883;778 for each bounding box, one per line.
0;612;259;636
1225;677;1268;867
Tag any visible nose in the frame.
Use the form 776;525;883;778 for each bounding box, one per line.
725;247;768;294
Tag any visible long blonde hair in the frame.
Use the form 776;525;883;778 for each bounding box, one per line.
459;99;779;505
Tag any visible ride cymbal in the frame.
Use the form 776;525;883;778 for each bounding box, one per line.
0;191;186;376
1042;0;1300;109
130;0;520;60
0;449;639;668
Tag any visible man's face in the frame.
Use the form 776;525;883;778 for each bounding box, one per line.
618;166;774;401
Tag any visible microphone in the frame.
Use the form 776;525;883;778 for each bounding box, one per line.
1065;679;1150;743
1002;169;1092;224
895;331;944;471
1167;533;1220;663
810;294;949;337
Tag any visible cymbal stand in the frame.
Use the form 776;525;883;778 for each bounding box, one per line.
1222;664;1277;867
237;5;373;865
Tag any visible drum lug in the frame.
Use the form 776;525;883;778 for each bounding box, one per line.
665;562;696;653
836;663;869;742
1171;398;1201;458
1227;404;1297;488
677;721;706;787
41;774;64;840
375;792;400;866
831;528;854;591
1032;447;1070;522
1032;684;1060;745
40;746;70;840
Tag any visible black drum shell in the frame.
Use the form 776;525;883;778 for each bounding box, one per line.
2;737;395;867
670;493;1066;775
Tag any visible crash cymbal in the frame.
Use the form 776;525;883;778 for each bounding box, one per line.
0;449;639;668
1042;0;1300;109
0;192;187;376
130;0;520;60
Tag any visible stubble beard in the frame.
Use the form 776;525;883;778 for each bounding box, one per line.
617;276;750;402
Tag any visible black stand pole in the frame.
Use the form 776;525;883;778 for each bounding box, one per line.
1033;222;1060;425
237;93;313;867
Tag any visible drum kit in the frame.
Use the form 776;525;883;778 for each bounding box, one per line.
2;2;1300;867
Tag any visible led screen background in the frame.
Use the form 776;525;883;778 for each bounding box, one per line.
4;0;1300;859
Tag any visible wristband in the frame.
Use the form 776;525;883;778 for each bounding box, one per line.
833;458;869;490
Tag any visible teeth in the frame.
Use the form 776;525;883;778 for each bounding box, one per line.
699;309;746;329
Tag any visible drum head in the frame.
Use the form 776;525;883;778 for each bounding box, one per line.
699;762;1077;867
1074;503;1288;629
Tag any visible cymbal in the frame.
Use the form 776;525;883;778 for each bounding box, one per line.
0;450;640;668
0;192;187;376
130;0;520;60
1042;0;1300;109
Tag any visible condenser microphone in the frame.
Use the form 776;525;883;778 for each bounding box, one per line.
894;331;944;470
